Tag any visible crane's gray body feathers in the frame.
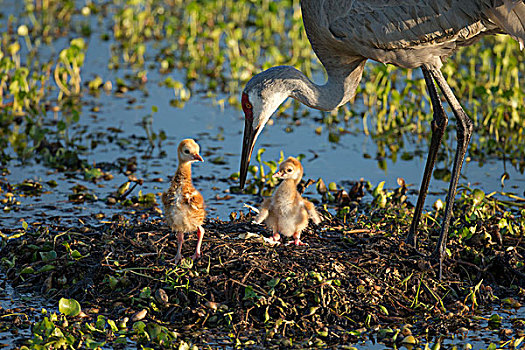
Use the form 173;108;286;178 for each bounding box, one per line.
302;0;525;70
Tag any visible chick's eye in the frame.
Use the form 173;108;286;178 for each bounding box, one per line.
184;149;190;154
286;168;292;173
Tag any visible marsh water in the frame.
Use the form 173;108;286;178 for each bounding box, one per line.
2;48;523;227
0;0;524;348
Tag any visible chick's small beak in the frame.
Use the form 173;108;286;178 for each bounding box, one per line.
193;154;204;162
272;170;284;179
239;117;257;189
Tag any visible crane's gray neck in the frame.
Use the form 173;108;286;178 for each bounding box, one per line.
247;61;366;112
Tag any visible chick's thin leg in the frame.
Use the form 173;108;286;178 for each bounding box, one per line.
174;231;184;264
192;225;205;260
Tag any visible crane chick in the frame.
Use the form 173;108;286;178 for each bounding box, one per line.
254;157;321;246
162;139;205;264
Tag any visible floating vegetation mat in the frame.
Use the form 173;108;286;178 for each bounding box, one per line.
1;201;524;348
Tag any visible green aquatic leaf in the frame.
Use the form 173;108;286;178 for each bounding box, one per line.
86;339;106;349
107;319;119;333
59;298;81;317
39;250;57;262
38;264;55;273
20;266;35;274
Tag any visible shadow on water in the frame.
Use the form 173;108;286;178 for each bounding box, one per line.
0;271;51;346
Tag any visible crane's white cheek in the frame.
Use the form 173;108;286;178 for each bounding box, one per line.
250;91;288;132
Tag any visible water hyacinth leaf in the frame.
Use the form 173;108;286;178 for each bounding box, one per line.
248;165;258;175
39;250;57;262
140;286;152;299
304;306;320;317
96;315;106;330
51;326;64;337
22;221;29;230
264;306;270;322
84;167;103;181
138;191;156;204
37;264;56;273
86;339;107;349
472;189;485;206
243;286;259;300
328;132;340;143
255;148;266;164
349;329;364;336
263;160;277;173
502;298;522;308
210;156;226;164
267;278;280;288
108;275;119;290
489;314;502;323
88;76;103;90
133;321;150;341
147;322;162;339
378;305;389;315
107;319;119;333
317;328;329;337
316;178;327;194
372;181;385;197
70;249;83;259
59;298;81;317
117;182;131;196
498;218;508;229
178;340;190;350
20;266;35;274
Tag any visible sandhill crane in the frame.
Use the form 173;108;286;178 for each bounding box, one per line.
238;0;525;277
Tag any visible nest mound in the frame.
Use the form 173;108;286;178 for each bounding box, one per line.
2;210;523;347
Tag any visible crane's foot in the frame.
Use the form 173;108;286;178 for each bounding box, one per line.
405;231;417;249
403;227;427;258
167;253;183;265
430;247;446;280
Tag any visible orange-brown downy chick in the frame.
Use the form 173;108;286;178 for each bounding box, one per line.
162;139;205;264
254;157;321;246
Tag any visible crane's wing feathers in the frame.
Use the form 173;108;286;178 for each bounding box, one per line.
327;0;501;50
302;0;524;68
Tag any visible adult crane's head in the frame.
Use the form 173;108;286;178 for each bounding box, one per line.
239;68;291;189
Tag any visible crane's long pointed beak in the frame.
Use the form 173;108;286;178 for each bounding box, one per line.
239;117;257;189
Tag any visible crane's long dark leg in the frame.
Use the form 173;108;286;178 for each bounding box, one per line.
406;66;448;248
429;67;473;279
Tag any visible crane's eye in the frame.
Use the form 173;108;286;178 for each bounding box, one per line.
184;149;190;154
244;102;252;109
